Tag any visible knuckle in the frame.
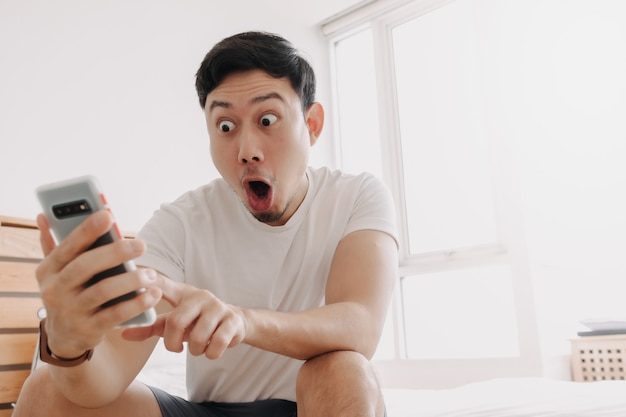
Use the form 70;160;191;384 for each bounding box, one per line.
197;289;215;302
40;290;57;309
210;333;229;350
188;331;206;347
87;281;111;304
35;263;47;283
166;314;188;332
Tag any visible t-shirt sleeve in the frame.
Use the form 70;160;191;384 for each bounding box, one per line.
135;203;187;282
343;174;399;248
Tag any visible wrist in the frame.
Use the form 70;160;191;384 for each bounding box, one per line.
39;318;94;367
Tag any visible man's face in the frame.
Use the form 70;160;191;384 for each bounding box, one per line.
205;69;322;226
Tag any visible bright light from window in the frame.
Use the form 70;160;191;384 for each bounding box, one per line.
334;29;383;179
402;264;519;359
332;0;524;364
392;1;498;254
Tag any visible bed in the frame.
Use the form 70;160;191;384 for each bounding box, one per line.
382;378;626;417
138;342;626;417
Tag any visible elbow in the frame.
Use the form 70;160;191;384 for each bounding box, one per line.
352;307;386;360
354;334;380;360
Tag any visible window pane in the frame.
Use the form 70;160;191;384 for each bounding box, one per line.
392;1;498;254
334;29;383;179
402;264;519;359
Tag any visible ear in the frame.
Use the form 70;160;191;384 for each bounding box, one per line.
305;102;324;146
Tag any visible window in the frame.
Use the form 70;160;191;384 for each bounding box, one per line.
325;0;541;387
334;28;383;179
393;7;498;254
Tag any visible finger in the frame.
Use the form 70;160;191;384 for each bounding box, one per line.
92;286;161;329
153;273;184;307
187;320;215;356
79;267;156;314
38;210;114;277
122;312;167;341
36;214;56;256
203;323;233;360
65;238;146;291
162;301;203;353
204;311;245;360
187;308;223;356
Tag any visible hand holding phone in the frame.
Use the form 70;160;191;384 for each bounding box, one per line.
36;175;157;328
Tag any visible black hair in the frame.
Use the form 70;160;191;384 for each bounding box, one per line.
195;31;316;112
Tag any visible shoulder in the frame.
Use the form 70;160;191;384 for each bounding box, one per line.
154;178;235;218
308;166;384;194
140;178;236;232
172;178;233;206
308;167;398;245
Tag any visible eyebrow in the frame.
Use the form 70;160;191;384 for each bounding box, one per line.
209;100;231;111
208;92;284;112
251;92;284;105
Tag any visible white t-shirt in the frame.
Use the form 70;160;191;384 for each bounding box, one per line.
136;166;397;403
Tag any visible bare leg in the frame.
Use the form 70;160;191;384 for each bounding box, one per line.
296;351;385;417
12;366;162;417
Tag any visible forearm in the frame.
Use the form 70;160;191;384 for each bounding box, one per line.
47;332;157;408
242;301;383;360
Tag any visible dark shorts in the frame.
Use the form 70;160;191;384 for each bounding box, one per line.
148;386;297;417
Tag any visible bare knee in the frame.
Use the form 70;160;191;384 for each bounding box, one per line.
296;351;384;417
13;366;62;417
297;351;373;388
13;366;160;417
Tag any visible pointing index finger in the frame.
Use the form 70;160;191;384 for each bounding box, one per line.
152;272;183;308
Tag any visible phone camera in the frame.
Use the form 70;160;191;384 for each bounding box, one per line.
52;200;92;219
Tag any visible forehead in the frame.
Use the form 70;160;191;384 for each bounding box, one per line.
206;69;298;110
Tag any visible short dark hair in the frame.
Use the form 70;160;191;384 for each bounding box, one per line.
195;31;316;112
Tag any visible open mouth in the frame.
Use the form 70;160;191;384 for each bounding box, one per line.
249;180;270;199
244;178;273;212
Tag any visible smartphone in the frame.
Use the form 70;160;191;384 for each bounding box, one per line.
36;175;157;328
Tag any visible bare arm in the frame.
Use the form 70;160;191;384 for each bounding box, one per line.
125;229;397;361
242;229;398;359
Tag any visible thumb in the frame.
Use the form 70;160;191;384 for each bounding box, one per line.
121;315;167;341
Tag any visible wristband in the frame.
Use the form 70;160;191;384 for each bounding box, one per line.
39;318;94;367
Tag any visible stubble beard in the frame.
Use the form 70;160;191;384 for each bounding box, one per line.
248;198;291;225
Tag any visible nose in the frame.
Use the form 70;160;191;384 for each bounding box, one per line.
238;132;264;164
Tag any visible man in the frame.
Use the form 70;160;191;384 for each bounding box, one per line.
14;31;398;417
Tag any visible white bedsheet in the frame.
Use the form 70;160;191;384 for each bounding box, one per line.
138;344;626;416
384;378;626;417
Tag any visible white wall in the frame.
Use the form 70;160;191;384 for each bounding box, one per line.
0;0;342;232
475;0;626;378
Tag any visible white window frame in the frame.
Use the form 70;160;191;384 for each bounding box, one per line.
323;0;543;388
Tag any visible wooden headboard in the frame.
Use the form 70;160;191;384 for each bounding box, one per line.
0;216;43;416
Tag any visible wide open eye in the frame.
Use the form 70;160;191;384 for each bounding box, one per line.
260;114;277;127
219;120;235;132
